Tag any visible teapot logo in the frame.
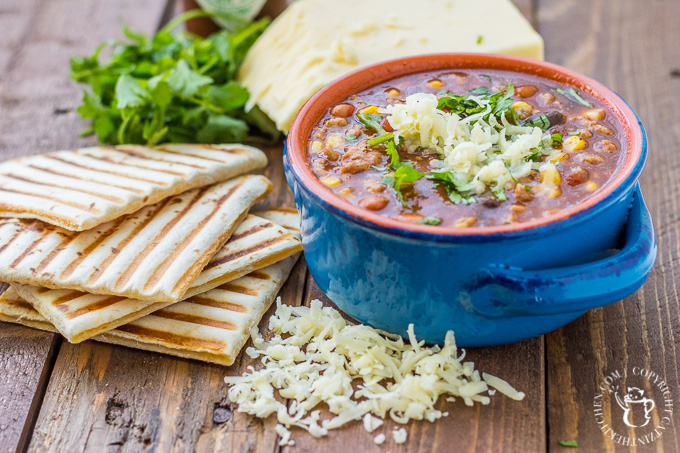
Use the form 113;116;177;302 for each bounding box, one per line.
593;368;673;447
614;387;655;428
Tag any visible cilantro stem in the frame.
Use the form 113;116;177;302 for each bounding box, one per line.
367;132;394;147
160;9;249;35
356;113;385;134
556;87;593;107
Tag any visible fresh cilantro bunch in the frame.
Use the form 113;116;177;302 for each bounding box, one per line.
70;12;278;145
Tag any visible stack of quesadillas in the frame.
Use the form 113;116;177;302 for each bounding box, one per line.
0;144;304;366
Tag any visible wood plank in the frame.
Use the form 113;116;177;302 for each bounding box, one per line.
0;324;58;453
539;0;680;451
0;0;170;161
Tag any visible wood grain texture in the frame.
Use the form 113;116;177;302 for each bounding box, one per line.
540;0;680;451
0;325;58;453
0;0;170;161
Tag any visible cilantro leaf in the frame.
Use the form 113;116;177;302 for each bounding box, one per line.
115;75;147;109
196;113;249;143
470;86;491;95
417;216;442;225
437;83;515;125
165;60;213;98
524;114;551;131
384;141;402;170
427;170;477;205
551;133;564;148
382;165;424;208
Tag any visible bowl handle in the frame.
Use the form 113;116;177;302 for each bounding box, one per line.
463;185;656;317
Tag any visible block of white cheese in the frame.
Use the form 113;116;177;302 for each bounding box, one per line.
238;0;544;133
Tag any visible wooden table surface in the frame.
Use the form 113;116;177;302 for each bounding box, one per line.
0;0;678;452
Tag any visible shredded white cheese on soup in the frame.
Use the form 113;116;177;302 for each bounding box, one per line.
380;92;555;196
224;299;525;446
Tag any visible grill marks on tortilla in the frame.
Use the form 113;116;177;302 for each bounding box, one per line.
190;296;248;313
2;173;126;204
63;296;127;320
43;155;168;186
228;222;272;242
113;146;209;170
252;208;301;235
116;324;228;351
0;144;267;231
34;232;75;274
10;234;46;269
207;236;290;269
60;218;127;279
0;211;302;364
151;309;238;331
81;152;189;177
0;186;102;213
87;199;170;285
0;176;270;302
142;182;243;292
155;145;241;162
50;291;84;306
26;165;146;195
217;283;260;297
111;189;206;290
249;271;272;280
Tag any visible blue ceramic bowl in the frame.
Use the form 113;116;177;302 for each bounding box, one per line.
284;54;656;346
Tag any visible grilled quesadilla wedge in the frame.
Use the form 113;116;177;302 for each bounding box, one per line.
3;256;298;365
1;209;303;365
10;211;301;342
0;175;272;303
0;144;267;231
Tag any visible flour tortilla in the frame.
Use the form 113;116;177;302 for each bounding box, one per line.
0;144;268;231
0;175;272;303
1;212;302;365
10;211;301;343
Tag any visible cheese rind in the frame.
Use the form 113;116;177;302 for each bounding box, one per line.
238;0;544;133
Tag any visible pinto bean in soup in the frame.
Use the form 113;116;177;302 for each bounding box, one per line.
307;70;624;228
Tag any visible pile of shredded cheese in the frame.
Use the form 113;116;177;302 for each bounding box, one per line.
224;299;525;446
380;93;555;195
